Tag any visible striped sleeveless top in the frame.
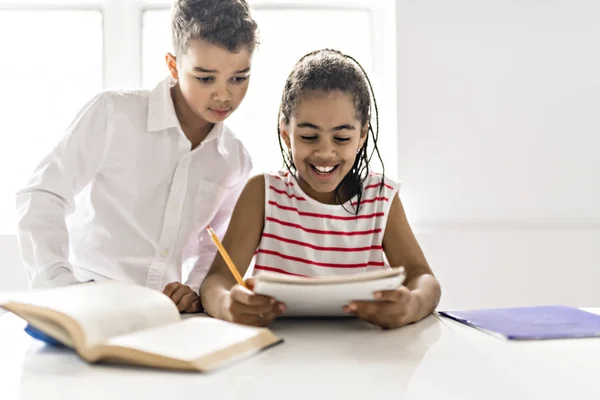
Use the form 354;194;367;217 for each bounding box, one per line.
252;171;400;277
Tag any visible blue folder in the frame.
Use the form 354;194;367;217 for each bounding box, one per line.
24;324;66;347
439;305;600;340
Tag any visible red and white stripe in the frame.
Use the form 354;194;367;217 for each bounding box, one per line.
253;171;399;277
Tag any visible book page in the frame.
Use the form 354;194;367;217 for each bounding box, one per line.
3;282;180;348
104;317;274;362
254;274;406;316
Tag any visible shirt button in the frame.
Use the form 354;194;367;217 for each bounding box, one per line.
161;249;170;257
170;203;179;211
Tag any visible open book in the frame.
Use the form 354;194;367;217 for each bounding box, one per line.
0;282;281;372
253;267;406;317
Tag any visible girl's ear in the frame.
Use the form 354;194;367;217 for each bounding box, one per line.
358;123;368;150
280;124;291;149
165;52;179;80
361;123;369;138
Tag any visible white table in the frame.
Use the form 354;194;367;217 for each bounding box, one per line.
1;310;599;400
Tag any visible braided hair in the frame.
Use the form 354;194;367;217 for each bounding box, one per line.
277;49;385;214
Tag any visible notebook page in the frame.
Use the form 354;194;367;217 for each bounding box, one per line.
254;274;405;316
256;267;405;285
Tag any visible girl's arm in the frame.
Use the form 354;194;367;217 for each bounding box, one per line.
382;193;442;324
200;174;267;320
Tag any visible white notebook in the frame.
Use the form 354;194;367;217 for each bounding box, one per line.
253;267;406;317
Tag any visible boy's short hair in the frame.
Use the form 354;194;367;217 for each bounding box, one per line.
171;0;259;56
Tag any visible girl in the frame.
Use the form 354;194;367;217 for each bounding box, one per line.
200;49;441;329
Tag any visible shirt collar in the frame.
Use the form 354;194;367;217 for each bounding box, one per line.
147;76;180;132
147;76;227;149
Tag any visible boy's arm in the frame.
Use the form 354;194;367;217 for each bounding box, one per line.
382;193;442;323
200;174;266;320
16;93;111;289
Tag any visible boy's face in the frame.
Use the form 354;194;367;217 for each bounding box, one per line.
281;90;367;204
167;39;252;124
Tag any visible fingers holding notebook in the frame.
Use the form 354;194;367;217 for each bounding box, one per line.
226;279;286;327
345;286;418;330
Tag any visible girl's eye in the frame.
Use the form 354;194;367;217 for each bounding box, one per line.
335;137;351;143
300;136;318;141
232;76;249;84
196;76;214;83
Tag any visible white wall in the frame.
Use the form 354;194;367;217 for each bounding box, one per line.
396;0;600;308
2;0;600;311
419;229;600;309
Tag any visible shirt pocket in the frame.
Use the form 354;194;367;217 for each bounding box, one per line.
192;181;230;228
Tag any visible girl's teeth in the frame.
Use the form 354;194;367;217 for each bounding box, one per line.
315;166;334;173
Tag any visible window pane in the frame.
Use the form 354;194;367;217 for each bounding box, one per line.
142;8;373;175
0;10;103;229
142;9;172;88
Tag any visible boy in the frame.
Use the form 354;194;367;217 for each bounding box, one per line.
15;0;257;313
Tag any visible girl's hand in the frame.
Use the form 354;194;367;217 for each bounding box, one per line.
222;278;287;327
344;286;418;329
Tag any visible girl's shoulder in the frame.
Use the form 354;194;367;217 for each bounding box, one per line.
362;172;400;197
263;170;297;190
264;170;292;181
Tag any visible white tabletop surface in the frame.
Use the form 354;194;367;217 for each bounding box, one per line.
1;309;599;400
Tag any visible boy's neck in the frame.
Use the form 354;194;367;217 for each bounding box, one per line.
170;85;213;150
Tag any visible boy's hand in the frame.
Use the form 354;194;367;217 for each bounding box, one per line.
163;282;202;313
344;286;418;330
223;278;286;327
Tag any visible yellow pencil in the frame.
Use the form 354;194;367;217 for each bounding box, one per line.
206;226;248;289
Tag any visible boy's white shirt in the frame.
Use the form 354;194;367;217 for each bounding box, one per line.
15;77;252;292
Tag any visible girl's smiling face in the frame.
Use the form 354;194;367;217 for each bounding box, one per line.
280;90;367;204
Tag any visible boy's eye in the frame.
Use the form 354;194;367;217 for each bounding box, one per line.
196;76;214;83
231;76;249;84
300;135;318;142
